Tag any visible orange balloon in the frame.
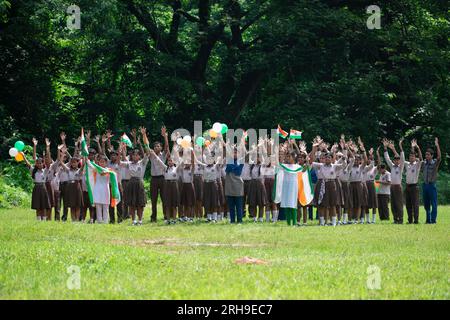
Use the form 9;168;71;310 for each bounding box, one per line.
15;152;24;162
204;140;211;147
209;129;218;139
181;140;191;149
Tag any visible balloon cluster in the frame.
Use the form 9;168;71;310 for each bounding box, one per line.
9;141;25;162
196;122;228;147
176;135;192;149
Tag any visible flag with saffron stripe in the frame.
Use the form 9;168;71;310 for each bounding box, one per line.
273;164;313;206
85;160;121;207
290;129;302;140
277;125;289;139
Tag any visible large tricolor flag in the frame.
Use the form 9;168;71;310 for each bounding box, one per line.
121;133;133;148
80;128;89;157
85;160;121;207
277;125;289;139
290;129;302;140
273;164;314;207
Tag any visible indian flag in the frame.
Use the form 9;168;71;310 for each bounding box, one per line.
290;129;302;140
85;160;121;208
121;133;133;148
80;128;89;157
277;125;288;139
273;164;314;207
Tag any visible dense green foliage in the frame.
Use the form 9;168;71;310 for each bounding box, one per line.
0;0;448;167
1;206;449;299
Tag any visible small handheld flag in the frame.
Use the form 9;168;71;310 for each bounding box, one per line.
277;125;289;139
121;133;133;148
290;129;302;140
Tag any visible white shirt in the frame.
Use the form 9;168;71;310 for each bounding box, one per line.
349;164;364;182
181;167;194;183
261;165;275;177
377;171;391;195
122;156;149;179
405;160;422;184
384;151;405;185
31;167;48;183
241;164;251;181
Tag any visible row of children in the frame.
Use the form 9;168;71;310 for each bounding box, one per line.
23;127;442;226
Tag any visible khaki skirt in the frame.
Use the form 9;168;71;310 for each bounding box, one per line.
125;177;147;207
320;180;338;208
180;182;196;207
264;177;275;203
163;180;179;208
217;178;225;207
203;181;219;211
32;183;51;210
193;175;203;201
349;181;364;208
45;181;55;208
366;181;378;208
64;181;83;208
361;181;368;207
341;181;351;210
335;179;344;206
312;179;323;206
247;178;267;207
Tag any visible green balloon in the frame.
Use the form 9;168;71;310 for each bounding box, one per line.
221;123;228;134
196;137;205;146
14;141;25;152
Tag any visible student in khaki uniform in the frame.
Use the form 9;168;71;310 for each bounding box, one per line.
383;138;405;224
376;164;391;221
402;139;423;224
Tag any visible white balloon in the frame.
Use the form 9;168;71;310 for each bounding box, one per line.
183;135;192;143
176;138;183;145
212;122;222;133
9;148;18;157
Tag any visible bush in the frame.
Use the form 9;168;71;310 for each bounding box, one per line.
0;176;30;209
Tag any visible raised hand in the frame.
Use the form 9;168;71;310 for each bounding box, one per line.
161;126;167;137
32;137;38;146
86;130;91;140
382;138;389;148
60;132;66;142
45;138;51;147
411;139;417;148
130;128;137;138
93;135;100;143
369;147;374;155
139;126;147;136
106;129;114;140
435;137;439;146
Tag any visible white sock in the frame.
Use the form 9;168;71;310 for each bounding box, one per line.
217;213;222;221
265;210;271;222
332;216;337;226
37;216;41;221
258;217;263;222
343;214;348;223
365;214;369;223
372;213;376;223
320;217;325;226
133;220;137;224
212;212;217;221
42;216;47;221
207;214;212;220
272;210;279;222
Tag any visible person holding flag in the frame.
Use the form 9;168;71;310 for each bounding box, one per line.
83;154;121;224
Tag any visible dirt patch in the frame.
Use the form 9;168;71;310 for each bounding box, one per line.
234;256;269;265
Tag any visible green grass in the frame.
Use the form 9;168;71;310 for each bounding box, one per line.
0;205;449;300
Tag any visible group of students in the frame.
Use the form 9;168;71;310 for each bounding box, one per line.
23;126;442;226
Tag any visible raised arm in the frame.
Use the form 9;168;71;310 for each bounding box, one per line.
383;139;394;169
32;137;38;161
435;137;441;168
45;138;52;162
161;126;170;156
412;139;423;162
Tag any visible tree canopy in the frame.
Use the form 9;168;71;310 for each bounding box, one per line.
0;0;448;168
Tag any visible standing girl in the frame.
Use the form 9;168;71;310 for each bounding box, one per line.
59;148;84;222
23;146;51;221
121;146;149;226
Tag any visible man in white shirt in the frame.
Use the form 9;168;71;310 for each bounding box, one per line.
383;139;405;224
402;139;423;224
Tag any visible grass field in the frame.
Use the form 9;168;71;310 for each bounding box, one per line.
0;206;449;300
